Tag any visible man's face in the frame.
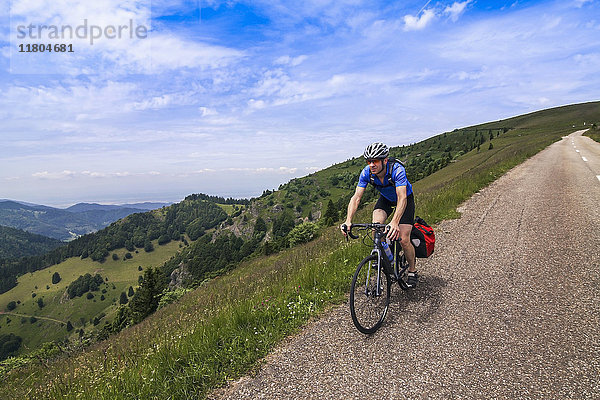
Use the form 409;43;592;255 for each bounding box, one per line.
366;158;385;174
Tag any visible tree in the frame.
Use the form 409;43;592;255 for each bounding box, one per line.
37;297;44;309
488;141;494;150
119;291;128;304
322;200;339;226
144;240;154;253
158;234;171;245
129;267;164;323
128;286;134;297
111;306;131;334
51;272;61;284
66;321;73;332
272;210;295;238
253;216;267;236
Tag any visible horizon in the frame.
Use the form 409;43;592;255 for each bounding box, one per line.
2;0;599;207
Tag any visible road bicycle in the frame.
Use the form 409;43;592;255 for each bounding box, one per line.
342;223;413;334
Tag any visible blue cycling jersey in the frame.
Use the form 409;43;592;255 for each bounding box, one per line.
357;161;413;202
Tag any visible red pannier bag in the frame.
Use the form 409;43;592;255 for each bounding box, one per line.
410;216;435;258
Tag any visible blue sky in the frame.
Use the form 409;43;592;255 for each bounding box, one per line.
1;0;599;207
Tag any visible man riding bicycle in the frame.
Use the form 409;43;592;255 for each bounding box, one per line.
341;142;418;287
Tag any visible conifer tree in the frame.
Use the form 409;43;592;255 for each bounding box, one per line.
129;267;163;324
322;200;339;226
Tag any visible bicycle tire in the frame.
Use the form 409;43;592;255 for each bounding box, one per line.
349;254;391;334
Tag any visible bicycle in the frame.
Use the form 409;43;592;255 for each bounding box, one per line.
342;223;413;334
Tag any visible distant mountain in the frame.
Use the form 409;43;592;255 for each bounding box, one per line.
0;200;168;241
0;225;63;259
65;202;170;213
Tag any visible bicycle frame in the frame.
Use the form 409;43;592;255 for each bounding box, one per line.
346;223;410;292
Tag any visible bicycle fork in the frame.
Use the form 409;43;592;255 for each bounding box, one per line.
367;248;386;297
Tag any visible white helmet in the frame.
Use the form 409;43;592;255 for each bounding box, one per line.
363;142;389;160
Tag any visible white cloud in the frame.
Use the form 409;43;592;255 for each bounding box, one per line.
131;92;198;111
444;1;472;22
8;1;243;75
199;107;218;117
403;9;436;31
274;55;308;66
32;170;77;180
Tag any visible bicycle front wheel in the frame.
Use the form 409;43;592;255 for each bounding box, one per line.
349;254;391;334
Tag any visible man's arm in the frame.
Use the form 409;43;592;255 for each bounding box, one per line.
341;186;365;234
387;185;407;241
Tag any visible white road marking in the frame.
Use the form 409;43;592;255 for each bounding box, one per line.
597;175;600;182
582;157;588;162
576;150;580;153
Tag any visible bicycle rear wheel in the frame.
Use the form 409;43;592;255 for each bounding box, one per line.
350;254;391;334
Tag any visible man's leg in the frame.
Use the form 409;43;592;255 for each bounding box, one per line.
398;223;416;272
372;208;387;224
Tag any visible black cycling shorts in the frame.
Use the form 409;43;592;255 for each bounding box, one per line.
374;193;415;225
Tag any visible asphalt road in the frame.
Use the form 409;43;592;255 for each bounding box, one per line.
211;131;600;399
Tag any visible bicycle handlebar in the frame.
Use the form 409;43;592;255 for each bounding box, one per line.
341;223;389;240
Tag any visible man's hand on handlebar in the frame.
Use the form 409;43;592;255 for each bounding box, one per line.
340;223;350;237
386;222;400;241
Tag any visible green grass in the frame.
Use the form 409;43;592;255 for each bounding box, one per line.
0;238;188;353
215;203;242;215
584;129;600;143
1;102;599;399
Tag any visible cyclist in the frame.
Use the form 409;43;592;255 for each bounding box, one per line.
341;142;418;287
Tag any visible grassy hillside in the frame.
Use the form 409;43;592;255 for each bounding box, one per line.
0;238;187;353
1;102;598;399
584;126;600;142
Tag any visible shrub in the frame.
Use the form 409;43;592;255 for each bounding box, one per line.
67;274;104;298
51;272;61;285
86;293;94;300
287;222;319;247
158;234;171;245
157;288;192;310
144;241;154;253
0;333;22;361
37;298;44;308
6;301;16;311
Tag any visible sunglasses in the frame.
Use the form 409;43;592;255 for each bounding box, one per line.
365;159;382;164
